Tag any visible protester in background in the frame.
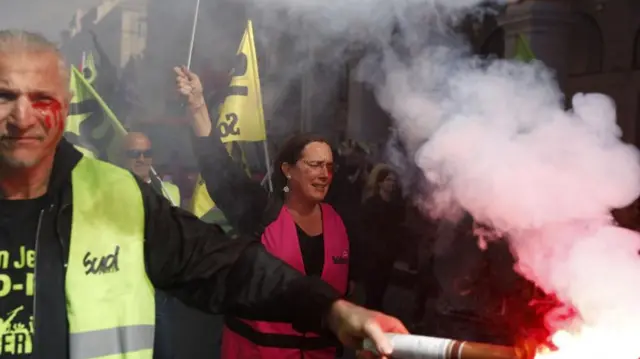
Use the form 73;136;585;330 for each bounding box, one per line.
0;30;406;359
121;132;184;359
362;166;405;311
122;132;181;207
362;163;393;203
176;66;357;359
325;140;371;289
330;140;371;207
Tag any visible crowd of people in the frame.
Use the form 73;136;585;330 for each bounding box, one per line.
121;53;640;359
101;47;597;359
118;63;557;358
0;29;410;359
172;66;552;357
7;25;633;359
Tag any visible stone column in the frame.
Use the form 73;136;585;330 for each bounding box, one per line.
500;0;573;91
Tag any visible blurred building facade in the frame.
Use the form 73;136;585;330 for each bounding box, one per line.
339;0;640;147
60;0;147;71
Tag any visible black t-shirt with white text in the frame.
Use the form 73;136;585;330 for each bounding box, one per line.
0;196;46;358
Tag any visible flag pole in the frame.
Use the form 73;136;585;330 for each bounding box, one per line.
156;0;200;207
262;141;274;192
150;167;178;206
246;19;273;193
180;0;200;110
260;162;272;187
186;0;201;70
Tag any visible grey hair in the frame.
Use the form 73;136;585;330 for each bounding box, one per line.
0;29;69;85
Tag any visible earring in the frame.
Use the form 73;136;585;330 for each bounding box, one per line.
283;175;291;193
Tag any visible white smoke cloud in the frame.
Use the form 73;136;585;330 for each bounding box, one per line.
380;53;640;228
369;5;640;359
385;43;640;353
244;0;640;356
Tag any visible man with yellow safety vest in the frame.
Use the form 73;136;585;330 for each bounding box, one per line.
121;131;182;359
121;132;181;207
0;30;407;359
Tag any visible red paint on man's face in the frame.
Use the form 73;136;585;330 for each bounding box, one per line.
32;99;63;131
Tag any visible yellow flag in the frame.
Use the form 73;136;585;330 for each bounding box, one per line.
65;66;126;163
216;20;266;143
191;175;215;218
190;20;263;220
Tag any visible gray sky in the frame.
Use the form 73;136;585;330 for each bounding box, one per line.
1;0;103;41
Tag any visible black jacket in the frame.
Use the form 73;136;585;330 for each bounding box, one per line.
32;139;340;358
191;133;281;238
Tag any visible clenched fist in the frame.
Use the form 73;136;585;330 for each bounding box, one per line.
174;66;205;110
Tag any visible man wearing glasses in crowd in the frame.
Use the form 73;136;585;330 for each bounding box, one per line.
122;131;182;359
123;131;181;207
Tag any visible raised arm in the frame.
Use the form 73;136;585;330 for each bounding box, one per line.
89;30;118;94
174;66;277;235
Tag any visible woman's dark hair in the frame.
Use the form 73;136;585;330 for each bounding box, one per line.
272;133;331;197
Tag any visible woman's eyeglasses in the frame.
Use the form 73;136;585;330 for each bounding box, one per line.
126;149;154;159
301;160;335;174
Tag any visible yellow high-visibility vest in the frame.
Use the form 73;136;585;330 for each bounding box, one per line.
161;181;181;208
66;156;155;359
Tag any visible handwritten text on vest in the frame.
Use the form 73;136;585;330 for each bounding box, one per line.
83;246;120;275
